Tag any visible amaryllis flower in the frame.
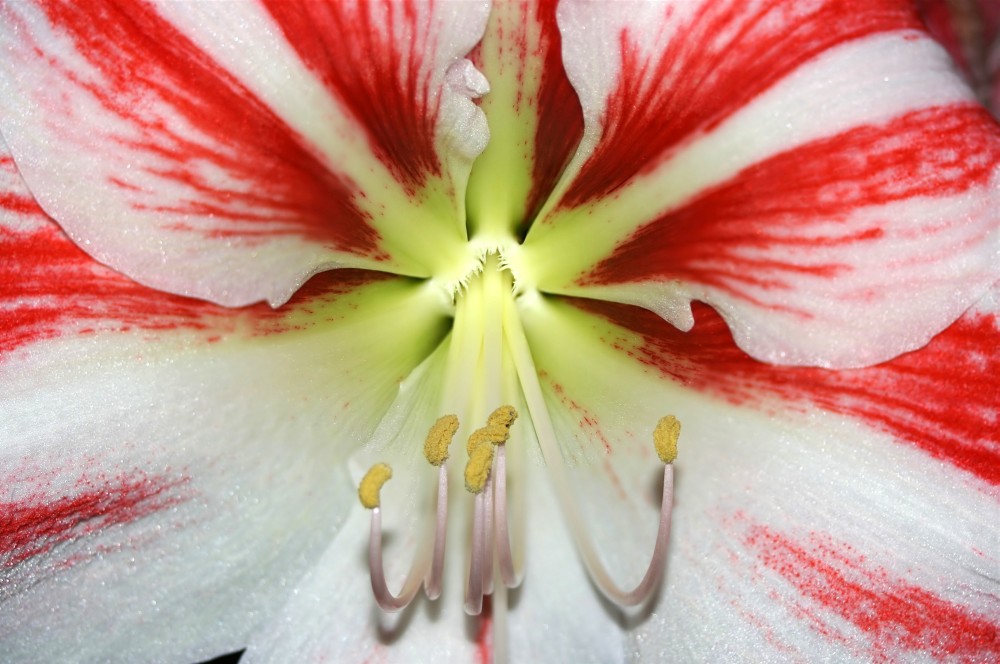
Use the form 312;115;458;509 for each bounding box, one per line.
1;1;999;662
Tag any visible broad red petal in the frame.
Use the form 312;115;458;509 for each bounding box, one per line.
0;0;489;307
517;0;1000;368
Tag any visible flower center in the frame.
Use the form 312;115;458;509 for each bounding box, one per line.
354;244;680;653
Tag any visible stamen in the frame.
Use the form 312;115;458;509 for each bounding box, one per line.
493;442;523;588
484;405;522;589
423;415;459;599
358;463;430;612
479;404;516;598
464;428;493;614
503;297;678;607
465;490;488;615
482;472;495;596
560;423;676;607
462;405;523;614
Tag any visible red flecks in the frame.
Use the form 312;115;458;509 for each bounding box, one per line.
539;372;613;458
522;0;584;226
263;0;443;192
743;524;1000;661
475;595;494;664
21;0;381;254
583;104;1000;300
573;298;1000;486
560;0;923;208
0;213;387;356
0;470;190;568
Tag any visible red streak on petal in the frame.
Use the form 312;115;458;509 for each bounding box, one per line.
0;213;388;355
743;524;1000;660
523;0;584;226
561;0;922;207
0;221;222;355
24;0;381;253
263;0;442;192
583;104;1000;298
0;470;189;568
538;371;613;458
574;298;1000;486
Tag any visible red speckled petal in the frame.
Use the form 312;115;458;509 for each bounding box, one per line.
733;525;999;660
0;141;454;662
515;283;1000;661
0;0;489;307
516;0;1000;368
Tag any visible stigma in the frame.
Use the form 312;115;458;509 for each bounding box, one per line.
357;406;680;614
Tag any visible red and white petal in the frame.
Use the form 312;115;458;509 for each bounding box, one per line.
0;283;448;664
632;397;1000;660
520;284;1000;660
0;0;489;307
515;0;1000;368
464;0;584;242
1;164;452;661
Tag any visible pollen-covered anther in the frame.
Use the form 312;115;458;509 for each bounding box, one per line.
424;414;460;466
464;437;496;494
358;463;392;509
486;404;517;433
653;414;680;464
463;405;518;493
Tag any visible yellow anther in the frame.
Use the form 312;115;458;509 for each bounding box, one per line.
358;463;393;509
461;406;518;493
464;442;495;494
423;414;460;467
466;427;493;455
653;415;680;464
488;425;511;446
486;405;518;431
